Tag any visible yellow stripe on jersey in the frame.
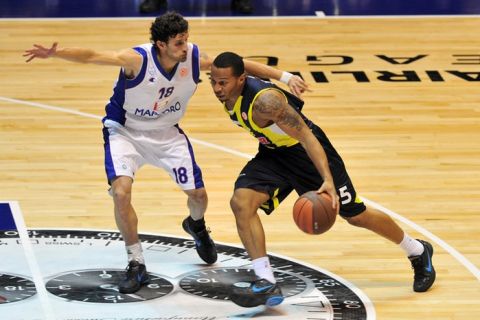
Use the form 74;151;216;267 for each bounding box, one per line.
232;96;252;136
223;96;258;140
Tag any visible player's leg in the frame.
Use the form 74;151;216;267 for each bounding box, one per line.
229;188;285;307
182;187;217;264
230;187;270;261
111;176;138;246
331;166;435;292
308;123;435;292
346;206;404;243
228;154;291;307
103;126;148;293
155;126;217;264
345;206;435;292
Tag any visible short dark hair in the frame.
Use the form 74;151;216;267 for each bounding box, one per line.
213;52;245;77
150;11;189;44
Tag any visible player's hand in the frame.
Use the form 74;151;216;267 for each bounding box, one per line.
23;42;58;62
288;75;311;98
317;180;339;213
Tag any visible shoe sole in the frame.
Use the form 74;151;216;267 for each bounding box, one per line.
266;295;284;307
230;292;284;308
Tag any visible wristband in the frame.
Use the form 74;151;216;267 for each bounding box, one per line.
280;71;293;84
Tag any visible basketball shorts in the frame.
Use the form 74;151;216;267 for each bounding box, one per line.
102;120;204;190
234;125;366;218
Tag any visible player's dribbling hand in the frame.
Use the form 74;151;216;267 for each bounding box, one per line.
23;42;58;62
317;180;339;213
288;75;311;98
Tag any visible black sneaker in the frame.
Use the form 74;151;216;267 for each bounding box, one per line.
182;217;217;264
409;240;436;292
118;260;149;294
230;278;284;307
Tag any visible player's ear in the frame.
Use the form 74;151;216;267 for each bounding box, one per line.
155;40;166;50
239;72;246;84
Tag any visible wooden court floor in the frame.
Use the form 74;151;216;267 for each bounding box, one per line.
1;17;479;319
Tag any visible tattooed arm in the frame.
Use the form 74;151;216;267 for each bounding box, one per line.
253;89;339;209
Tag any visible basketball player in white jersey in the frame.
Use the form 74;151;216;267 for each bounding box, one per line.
24;12;308;293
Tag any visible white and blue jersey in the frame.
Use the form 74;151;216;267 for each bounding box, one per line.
102;42;204;189
104;42;200;131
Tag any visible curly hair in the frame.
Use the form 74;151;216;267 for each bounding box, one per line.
150;11;189;44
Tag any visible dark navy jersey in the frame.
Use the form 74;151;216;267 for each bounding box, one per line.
224;76;312;149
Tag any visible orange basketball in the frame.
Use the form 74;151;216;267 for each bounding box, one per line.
292;191;337;235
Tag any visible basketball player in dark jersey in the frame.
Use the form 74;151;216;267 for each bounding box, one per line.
209;52;436;308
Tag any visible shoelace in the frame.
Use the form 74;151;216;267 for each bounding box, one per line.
411;257;427;278
125;263;139;277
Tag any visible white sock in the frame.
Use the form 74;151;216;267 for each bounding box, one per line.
126;242;145;264
252;257;276;284
399;233;424;257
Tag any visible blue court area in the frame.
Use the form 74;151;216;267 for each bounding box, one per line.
1;0;480;18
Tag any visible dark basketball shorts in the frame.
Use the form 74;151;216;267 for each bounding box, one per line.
234;138;366;218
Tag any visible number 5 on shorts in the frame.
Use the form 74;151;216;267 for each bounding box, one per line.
338;186;352;205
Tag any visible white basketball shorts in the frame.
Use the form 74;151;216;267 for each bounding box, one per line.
102;120;204;190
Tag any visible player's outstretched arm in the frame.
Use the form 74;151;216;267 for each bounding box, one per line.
243;59;310;98
199;49;309;97
23;42;142;73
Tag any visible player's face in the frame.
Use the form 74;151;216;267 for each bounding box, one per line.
165;32;189;62
210;65;245;103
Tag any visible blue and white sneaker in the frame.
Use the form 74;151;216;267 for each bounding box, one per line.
230;278;284;307
118;260;149;294
409;240;436;292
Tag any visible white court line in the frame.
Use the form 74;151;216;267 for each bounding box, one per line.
8;201;55;319
1;95;479;281
0;96;102;120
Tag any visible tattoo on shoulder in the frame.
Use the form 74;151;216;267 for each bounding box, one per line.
255;90;302;131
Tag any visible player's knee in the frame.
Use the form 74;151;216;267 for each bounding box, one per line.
187;188;208;204
229;195;242;215
230;194;252;219
345;212;368;227
112;187;131;206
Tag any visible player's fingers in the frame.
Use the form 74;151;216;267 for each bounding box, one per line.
293;87;302;97
301;82;312;92
325;190;336;209
332;195;338;210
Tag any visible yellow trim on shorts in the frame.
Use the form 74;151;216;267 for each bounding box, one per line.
354;195;363;203
271;188;280;209
260;187;280;212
